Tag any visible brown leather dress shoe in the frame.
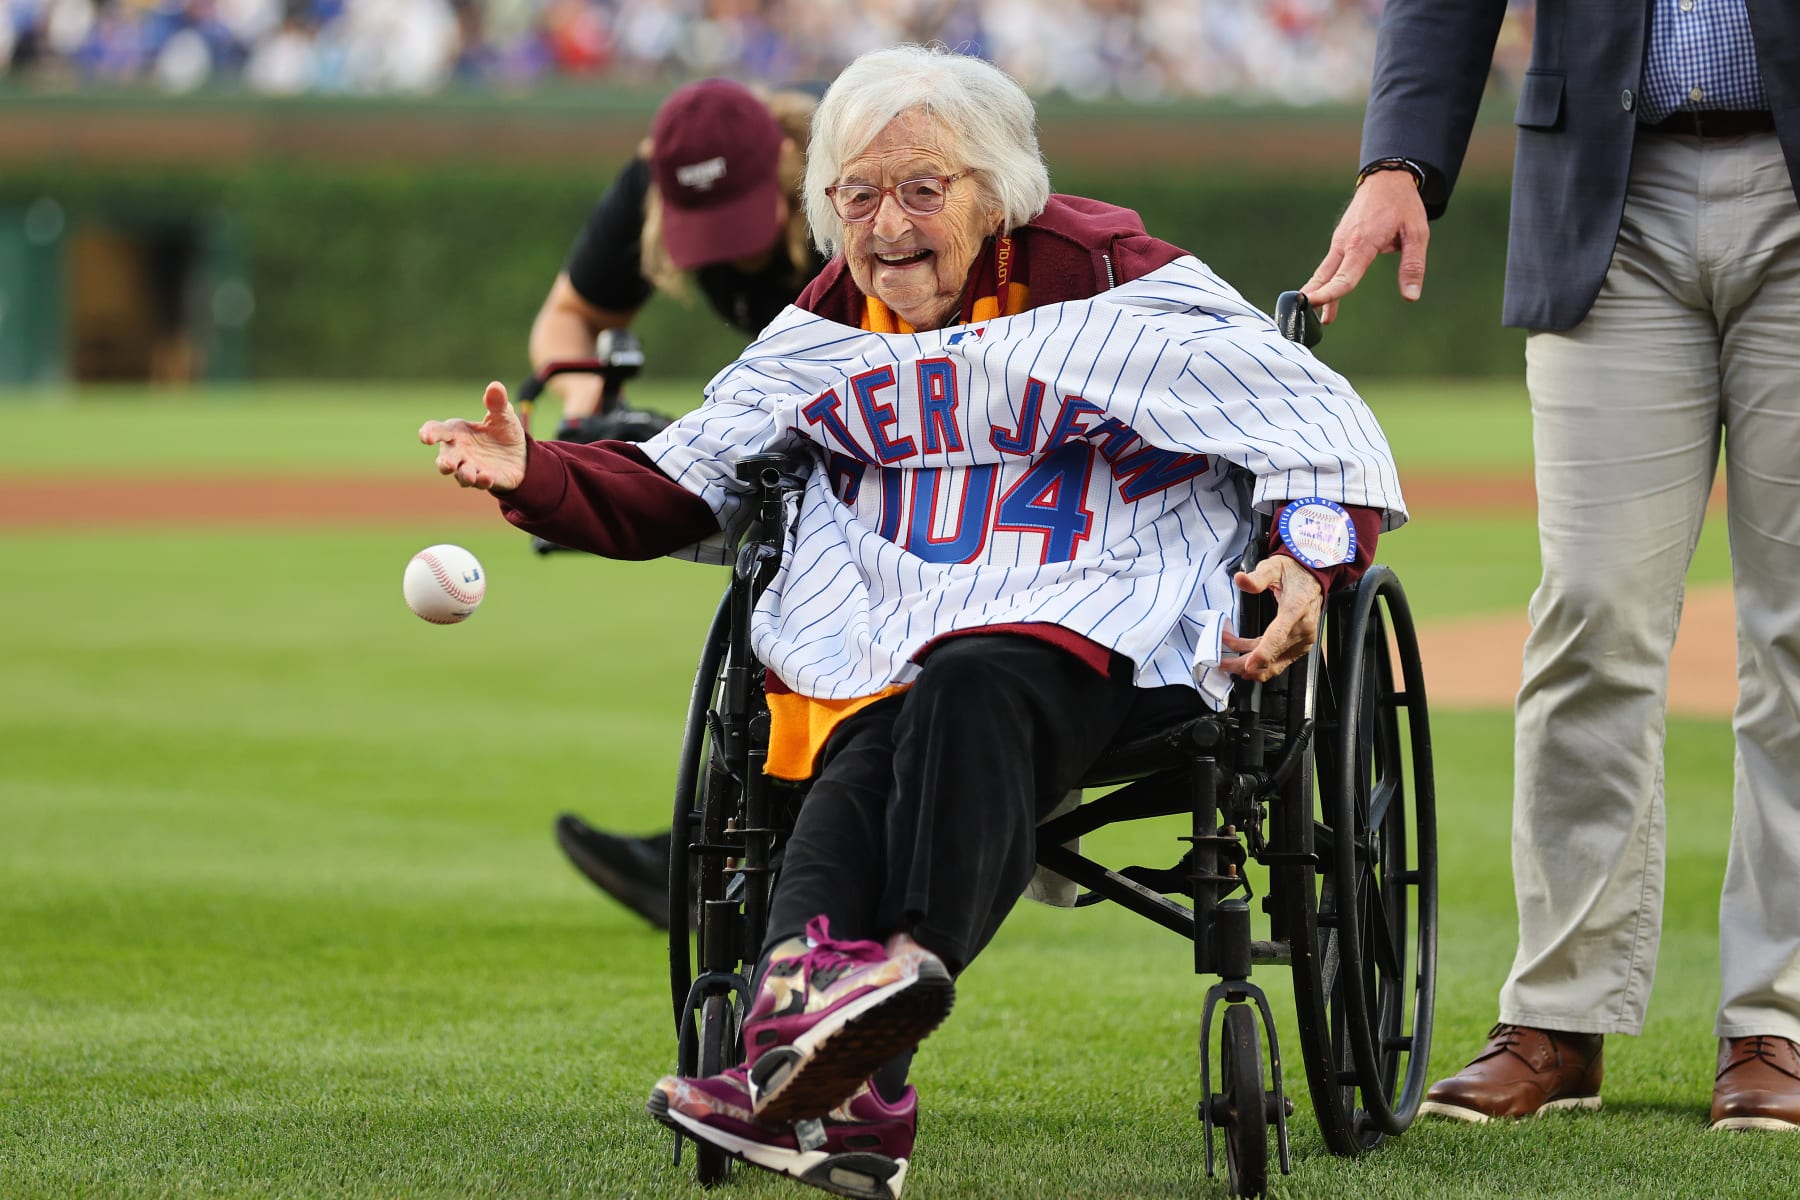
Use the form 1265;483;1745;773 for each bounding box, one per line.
1419;1023;1604;1123
1710;1035;1800;1132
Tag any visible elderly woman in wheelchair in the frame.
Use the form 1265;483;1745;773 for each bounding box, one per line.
423;43;1423;1200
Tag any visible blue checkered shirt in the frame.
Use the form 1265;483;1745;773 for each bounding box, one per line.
1639;0;1769;124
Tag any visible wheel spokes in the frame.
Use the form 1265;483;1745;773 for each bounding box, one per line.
1280;568;1439;1154
1360;869;1404;981
1367;773;1398;834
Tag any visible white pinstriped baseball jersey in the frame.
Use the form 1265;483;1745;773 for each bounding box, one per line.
642;256;1407;709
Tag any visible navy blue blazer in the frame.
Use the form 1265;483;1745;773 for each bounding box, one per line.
1360;0;1800;331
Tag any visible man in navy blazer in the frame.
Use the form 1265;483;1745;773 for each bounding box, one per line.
1305;0;1800;1132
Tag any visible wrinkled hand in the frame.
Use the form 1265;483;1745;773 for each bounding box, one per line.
1220;555;1325;683
419;381;528;492
1299;171;1430;325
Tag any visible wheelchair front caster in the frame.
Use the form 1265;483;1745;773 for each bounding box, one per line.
1222;1005;1271;1196
696;993;737;1184
1200;983;1291;1198
1206;1004;1268;1197
672;990;740;1185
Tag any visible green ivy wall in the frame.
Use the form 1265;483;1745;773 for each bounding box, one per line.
0;93;1523;384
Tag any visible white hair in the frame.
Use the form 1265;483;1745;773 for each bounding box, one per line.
803;45;1052;259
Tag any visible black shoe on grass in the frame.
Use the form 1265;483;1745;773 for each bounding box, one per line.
554;815;673;930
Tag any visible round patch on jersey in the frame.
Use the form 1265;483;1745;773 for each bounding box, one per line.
1278;498;1357;571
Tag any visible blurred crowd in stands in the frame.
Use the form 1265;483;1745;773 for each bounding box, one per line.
0;0;1534;103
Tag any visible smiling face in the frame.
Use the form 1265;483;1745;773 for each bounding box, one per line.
836;111;1003;331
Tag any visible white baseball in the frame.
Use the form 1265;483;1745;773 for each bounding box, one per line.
403;544;486;625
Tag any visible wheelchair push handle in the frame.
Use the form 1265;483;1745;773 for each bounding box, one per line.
734;452;808;583
735;452;807;493
1274;291;1323;349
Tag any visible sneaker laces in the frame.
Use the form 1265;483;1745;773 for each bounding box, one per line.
794;915;891;974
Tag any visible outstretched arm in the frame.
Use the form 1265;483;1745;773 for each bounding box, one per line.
420;381;528;492
420;379;719;560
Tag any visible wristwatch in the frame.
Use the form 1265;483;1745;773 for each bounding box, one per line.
1355;157;1427;190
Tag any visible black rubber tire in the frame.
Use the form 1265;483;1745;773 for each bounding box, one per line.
1268;679;1362;1155
1219;1005;1269;1198
669;595;731;1031
1279;566;1438;1154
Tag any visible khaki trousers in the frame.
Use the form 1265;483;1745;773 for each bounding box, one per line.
1501;130;1800;1041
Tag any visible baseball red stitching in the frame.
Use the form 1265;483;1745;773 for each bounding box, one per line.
417;550;482;606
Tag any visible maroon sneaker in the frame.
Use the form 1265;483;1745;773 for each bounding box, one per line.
743;916;954;1123
647;1065;916;1199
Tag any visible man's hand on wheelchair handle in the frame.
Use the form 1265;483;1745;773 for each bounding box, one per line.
1220;555;1324;683
1300;170;1430;325
419;381;529;493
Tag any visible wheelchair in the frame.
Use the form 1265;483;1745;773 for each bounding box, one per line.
648;293;1437;1198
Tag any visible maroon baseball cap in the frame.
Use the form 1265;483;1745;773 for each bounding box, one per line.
650;79;786;270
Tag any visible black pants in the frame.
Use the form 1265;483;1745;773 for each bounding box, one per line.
763;634;1200;974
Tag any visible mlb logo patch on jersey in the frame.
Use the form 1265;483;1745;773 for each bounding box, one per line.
1278;498;1357;570
945;327;986;346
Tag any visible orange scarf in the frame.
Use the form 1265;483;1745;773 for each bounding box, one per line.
763;237;1031;781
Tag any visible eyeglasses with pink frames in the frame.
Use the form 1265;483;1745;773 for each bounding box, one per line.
824;171;978;222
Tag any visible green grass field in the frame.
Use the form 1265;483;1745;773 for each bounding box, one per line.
0;382;1771;1198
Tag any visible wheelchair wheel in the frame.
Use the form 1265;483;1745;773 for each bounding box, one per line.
1276;565;1437;1154
1217;1004;1269;1198
669;595;732;1030
666;594;739;1186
